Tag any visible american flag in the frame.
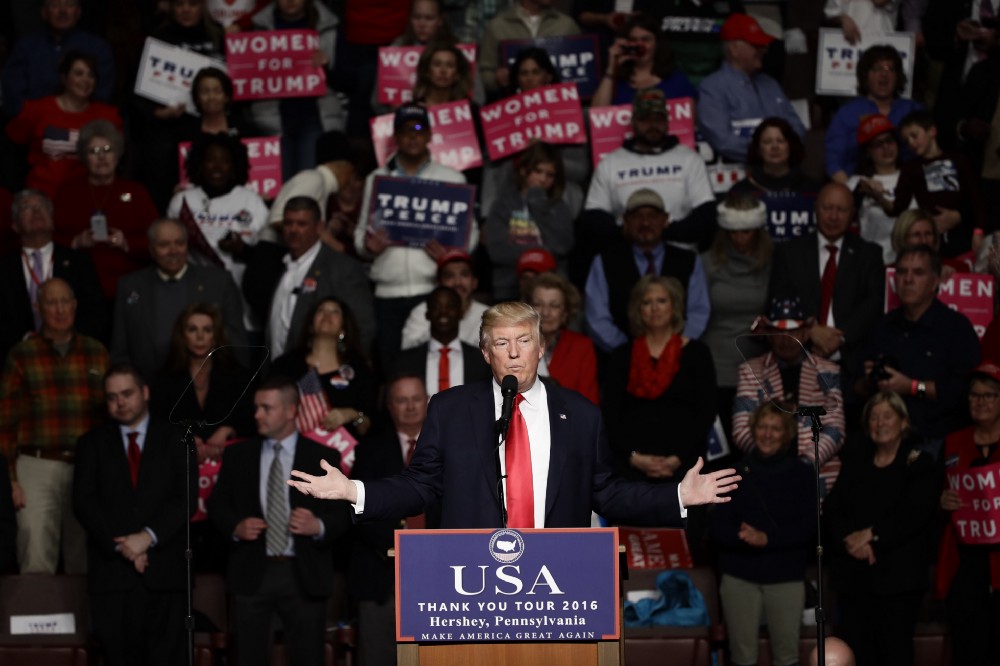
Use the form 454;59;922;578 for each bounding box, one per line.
296;367;358;475
296;367;330;433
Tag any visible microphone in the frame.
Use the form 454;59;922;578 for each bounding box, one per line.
495;375;518;439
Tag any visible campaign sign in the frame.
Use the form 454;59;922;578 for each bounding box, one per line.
135;38;226;112
376;44;478;106
884;269;994;338
301;426;357;476
207;0;256;26
178;136;283;199
369;176;475;249
226;29;326;100
587;98;696;166
759;191;817;241
480;83;586;161
499;35;600;98
194;458;220;522
395;528;620;642
947;460;1000;544
369;100;483;172
816;29;915;98
696;134;746;194
618;527;692;570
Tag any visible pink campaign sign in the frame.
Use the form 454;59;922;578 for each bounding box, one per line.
178;136;283;199
587;97;696;166
947;460;1000;544
884;268;995;338
376;44;477;106
479;83;586;161
369;100;483;172
225;29;326;100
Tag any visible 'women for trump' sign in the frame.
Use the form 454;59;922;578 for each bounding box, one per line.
226;29;326;100
479;83;586;160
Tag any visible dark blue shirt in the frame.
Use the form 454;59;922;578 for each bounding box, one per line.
869;299;980;439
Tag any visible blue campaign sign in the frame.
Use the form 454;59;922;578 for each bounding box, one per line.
369;176;476;249
500;35;601;99
759;191;817;241
395;528;620;643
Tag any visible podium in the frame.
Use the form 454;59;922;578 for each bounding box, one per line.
394;528;623;666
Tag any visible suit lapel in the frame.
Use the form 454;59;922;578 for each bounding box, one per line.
288;248;327;349
2;254;33;326
544;385;569;526
803;235;822;312
470;382;504;517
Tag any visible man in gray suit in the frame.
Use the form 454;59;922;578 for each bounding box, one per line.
111;219;247;381
240;197;376;358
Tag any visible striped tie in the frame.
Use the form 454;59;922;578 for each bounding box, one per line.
265;442;289;555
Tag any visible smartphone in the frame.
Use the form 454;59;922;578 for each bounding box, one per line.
90;212;108;241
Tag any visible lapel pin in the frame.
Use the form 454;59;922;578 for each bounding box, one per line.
559;413;567;420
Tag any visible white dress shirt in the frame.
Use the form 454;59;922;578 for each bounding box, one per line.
268;240;322;357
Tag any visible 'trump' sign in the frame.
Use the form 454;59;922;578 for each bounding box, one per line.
587;97;695;166
369;100;483;172
226;29;326;100
368;176;476;249
479;83;586;161
376;44;478;105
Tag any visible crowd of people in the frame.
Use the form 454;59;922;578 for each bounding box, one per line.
2;0;1000;665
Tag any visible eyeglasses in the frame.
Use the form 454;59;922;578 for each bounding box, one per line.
87;144;114;155
969;391;1000;403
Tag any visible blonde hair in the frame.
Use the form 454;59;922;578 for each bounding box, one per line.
479;302;541;351
627;275;685;337
891;209;938;256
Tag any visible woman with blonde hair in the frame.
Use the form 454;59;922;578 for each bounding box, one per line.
602;276;716;481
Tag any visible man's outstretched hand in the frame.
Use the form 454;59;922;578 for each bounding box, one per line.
288;459;357;503
678;457;740;507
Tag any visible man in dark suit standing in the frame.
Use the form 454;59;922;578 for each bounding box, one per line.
394;287;492;397
234;196;375;358
73;364;194;666
289;302;740;528
768;182;885;404
0;188;105;358
350;374;428;666
208;376;351;666
111;218;246;381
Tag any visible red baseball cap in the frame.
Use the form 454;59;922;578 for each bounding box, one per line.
516;248;557;276
857;114;895;146
720;13;775;47
436;249;472;269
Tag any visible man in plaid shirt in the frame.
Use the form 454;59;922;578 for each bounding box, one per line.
0;278;108;573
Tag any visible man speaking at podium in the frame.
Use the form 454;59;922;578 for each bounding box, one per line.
288;302;740;528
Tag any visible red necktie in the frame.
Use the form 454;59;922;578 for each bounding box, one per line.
127;431;141;488
505;394;534;528
438;347;450;393
405;438;417;466
819;244;838;325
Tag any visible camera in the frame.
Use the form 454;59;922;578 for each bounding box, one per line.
870;355;899;381
621;43;646;58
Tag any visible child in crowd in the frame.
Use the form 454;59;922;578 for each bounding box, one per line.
874;110;987;259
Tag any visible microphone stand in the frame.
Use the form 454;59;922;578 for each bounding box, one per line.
797;405;827;666
180;421;200;666
167;345;269;666
495;423;509;529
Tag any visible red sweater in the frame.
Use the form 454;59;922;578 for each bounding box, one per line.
52;176;156;299
6;97;123;198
